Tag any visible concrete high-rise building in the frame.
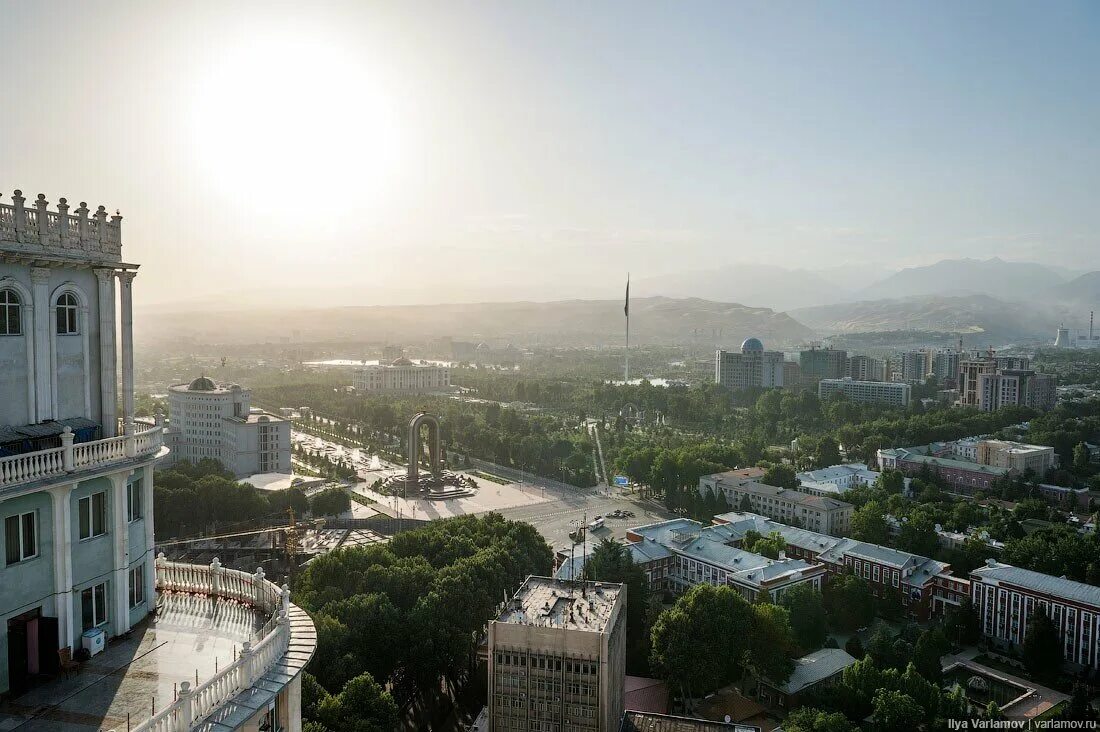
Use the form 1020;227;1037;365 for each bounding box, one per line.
898;350;929;383
977;369;1057;412
715;338;786;390
488;576;626;732
932;350;961;384
958;353;1000;408
818;378;911;407
0;191;314;726
783;360;803;389
799;347;848;384
162;378;292;476
847;355;886;382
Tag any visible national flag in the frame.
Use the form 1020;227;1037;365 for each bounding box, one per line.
624;275;630;318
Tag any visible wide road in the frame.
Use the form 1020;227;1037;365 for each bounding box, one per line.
492;487;676;549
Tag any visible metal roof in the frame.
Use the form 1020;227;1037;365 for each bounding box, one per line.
971;562;1100;608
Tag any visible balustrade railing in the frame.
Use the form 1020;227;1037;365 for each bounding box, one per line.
0;425;163;490
0;191;122;259
122;557;294;732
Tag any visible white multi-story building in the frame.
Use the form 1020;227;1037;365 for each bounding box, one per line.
971;561;1100;668
715;338;786;390
698;471;852;535
489;576;626;732
795;463;911;497
352;357;452;393
818;377;911;407
0;191;313;729
162;378;291;477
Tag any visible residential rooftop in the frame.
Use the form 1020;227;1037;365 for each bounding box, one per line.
774;648;858;695
971;561;1100;608
496;576;622;633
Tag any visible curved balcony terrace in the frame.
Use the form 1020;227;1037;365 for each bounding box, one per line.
0;558;316;732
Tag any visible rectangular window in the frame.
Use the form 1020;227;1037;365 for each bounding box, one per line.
127;480;143;522
129;563;145;608
79;492;108;540
5;512;38;565
81;582;108;631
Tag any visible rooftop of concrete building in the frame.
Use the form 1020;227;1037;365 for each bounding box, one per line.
971;561;1100;607
170;378;246;394
771;649;858;695
619;711;757;732
496;576;622;633
796;463;875;483
710;512;841;554
879;447;1010;474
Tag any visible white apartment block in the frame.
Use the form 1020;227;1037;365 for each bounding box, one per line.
971;561;1100;668
352;357;452;393
715;338;786;391
488;577;626;732
818;378;911;407
698;471;852;536
162;378;291;477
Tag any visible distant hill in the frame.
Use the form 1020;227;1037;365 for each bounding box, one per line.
859;258;1067;301
634;263;868;311
138;296;815;349
1057;271;1100;306
789;294;1060;344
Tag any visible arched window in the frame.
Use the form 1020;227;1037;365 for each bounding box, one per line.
0;289;21;336
56;292;79;335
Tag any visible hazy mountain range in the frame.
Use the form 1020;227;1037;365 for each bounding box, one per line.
137;296;814;349
141;258;1098;349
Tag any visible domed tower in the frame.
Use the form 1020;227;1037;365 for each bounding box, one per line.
741;337;764;353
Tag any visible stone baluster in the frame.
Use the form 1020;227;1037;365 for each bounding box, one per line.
61;427;75;472
75;202;89;239
35;194;48;238
56;197;69;241
210;557;223;597
239;642;255;689
109;210;123;244
177;681;194;731
11;190;25;237
94;205;108;248
253;567;265;608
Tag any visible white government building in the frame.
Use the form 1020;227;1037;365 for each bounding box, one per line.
0;191;314;731
161;377;292;477
818;377;912;407
352;356;452;393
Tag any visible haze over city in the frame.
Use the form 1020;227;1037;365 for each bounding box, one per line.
3;1;1099;309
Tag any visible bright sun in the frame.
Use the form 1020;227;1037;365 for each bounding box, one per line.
190;36;403;220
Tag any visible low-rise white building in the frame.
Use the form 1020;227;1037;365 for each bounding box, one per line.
162;378;291;477
818;378;911;407
352;357;452;393
795;462;911;497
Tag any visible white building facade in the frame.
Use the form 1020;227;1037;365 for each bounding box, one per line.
163;378;291;477
352;357;452;393
818;378;911;407
0;191;313;728
715;338;786;391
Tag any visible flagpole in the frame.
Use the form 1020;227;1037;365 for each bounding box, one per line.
624;274;630;383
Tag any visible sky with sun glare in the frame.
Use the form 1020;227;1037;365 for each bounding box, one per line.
1;1;1099;309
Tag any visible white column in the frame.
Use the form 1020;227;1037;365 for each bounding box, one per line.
49;483;75;651
142;464;156;607
31;266;53;420
117;270;136;433
81;304;91;418
94;269;117;437
285;673;303;732
108;472;131;636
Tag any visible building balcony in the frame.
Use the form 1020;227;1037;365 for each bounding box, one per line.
0;424;165;494
0;557;316;732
